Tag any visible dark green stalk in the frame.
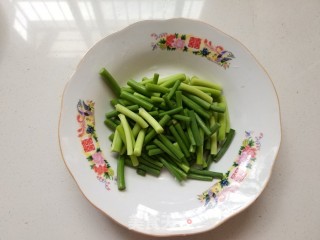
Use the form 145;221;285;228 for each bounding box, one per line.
213;129;236;162
127;79;152;96
117;156;126;190
181;95;210;119
158;106;183;117
99;68;121;97
189;167;223;179
120;91;154;111
187;173;213;181
188;110;202;146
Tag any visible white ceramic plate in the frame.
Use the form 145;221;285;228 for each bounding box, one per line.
59;18;281;236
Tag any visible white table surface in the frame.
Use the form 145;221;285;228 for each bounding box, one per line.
1;0;320;239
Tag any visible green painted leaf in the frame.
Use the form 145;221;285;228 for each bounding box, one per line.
95;136;99;142
159;39;166;44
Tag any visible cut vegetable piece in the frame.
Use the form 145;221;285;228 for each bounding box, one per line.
196;128;204;165
130;155;139;166
167;80;181;100
158;134;184;160
127;79;151;97
181;95;210;119
145;83;169;94
141;78;153;85
194;112;212;136
133;129;146;156
218;112;226;141
183;93;211;110
158;73;186;86
111;129;123;153
144;115;171;144
118;114;133;155
121;87;135;93
139;108;164;134
189;167;223;179
170;163;187;180
120;91;154;111
153;73;159;84
138;164;161;177
140;154;163;168
169;125;190;158
213;129;236;162
210;102;226;113
169;155;190;173
179;83;213;103
133;92;152;103
158;106;183;117
153;139;178;160
173;114;191;122
175;91;182;107
108;133;115;141
187;173;213;181
116;124;126;146
209;116;218;155
106;105;139;119
117;156;126;190
190;76;222;91
139;157;162;171
148;110;159;117
174;123;190;147
137;168;146;176
159;157;183;182
192;86;222;97
163;95;175;109
132;123;142;138
189;110;202;146
115;104;148;128
150;96;164;104
221;96;231;133
100;68;121;97
145;144;157;150
148;148;164;156
118;99;134;106
187;123;196;147
104;119;117;131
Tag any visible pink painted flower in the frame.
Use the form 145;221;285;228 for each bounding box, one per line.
238;146;256;164
92;152;105;166
243;145;256;159
166;34;176;47
215;45;224;54
94;165;108;175
173;38;185;49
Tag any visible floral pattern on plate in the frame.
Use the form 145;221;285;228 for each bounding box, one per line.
77;100;114;190
151;33;235;69
198;131;263;205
